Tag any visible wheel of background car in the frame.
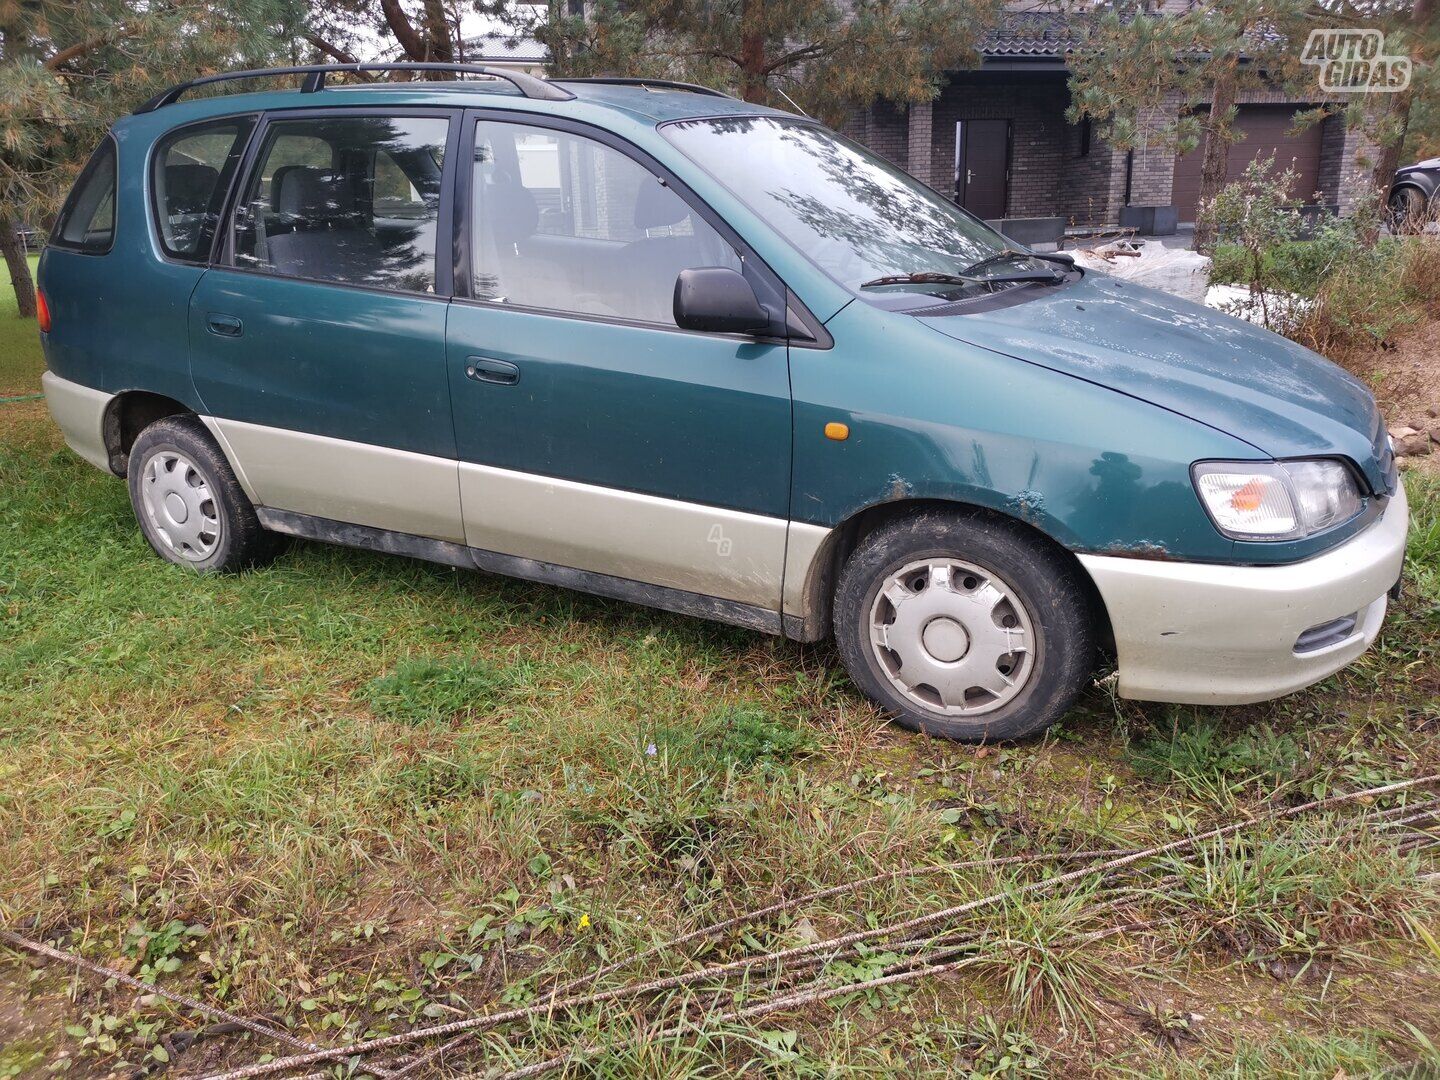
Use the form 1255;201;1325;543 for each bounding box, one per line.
127;415;281;573
1388;185;1428;235
833;509;1095;742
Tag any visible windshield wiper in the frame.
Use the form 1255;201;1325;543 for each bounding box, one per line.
860;271;980;289
958;248;1074;277
860;266;1066;290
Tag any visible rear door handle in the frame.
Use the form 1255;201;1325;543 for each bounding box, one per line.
465;356;520;385
206;313;243;338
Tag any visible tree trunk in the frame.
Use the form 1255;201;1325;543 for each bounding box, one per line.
380;0;429;62
422;0;455;62
1192;67;1238;254
0;213;36;320
1368;86;1413;212
739;0;766;103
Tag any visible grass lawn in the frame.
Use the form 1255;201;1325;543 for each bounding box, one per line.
0;255;43;396
2;257;1440;1077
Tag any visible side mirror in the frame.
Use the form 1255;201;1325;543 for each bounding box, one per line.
673;267;772;335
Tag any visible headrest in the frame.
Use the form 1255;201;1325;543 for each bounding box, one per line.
633;178;691;230
485;172;539;247
164;163;219;214
276;167;354;222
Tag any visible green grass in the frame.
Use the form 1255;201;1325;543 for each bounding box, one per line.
2;260;1440;1076
0;254;41;395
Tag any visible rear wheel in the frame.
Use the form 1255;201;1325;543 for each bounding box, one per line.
833;510;1095;742
127;415;279;573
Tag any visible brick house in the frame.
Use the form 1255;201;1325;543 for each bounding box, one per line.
840;10;1376;229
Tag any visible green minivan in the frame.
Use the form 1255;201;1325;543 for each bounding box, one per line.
39;64;1407;741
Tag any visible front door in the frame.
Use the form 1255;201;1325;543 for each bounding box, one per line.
955;120;1010;220
189;110;464;541
444;113;793;612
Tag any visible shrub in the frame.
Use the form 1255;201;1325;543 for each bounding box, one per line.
1203;159;1440;353
1297;232;1440;354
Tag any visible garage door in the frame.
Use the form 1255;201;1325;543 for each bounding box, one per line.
1172;106;1323;221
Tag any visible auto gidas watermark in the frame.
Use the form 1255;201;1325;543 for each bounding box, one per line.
1301;29;1412;93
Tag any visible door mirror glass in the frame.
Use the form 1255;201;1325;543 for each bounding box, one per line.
673;267;771;334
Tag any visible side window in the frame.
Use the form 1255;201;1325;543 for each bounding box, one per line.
471;120;741;325
151;117;254;261
53;137;117;253
232;115;448;293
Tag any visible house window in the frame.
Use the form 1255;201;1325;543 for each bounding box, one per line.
1079;117;1092;158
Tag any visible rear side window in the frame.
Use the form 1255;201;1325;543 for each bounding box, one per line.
231;115;448;293
53;137;117;253
152;117;255;261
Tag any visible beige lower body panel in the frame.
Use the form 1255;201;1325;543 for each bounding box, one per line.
42;371;113;472
203;417;465;543
1081;484;1408;705
459;462;791;609
201;418;833;619
784;521;832;618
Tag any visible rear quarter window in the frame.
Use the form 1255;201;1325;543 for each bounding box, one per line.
52;136;118;253
151;117;255;261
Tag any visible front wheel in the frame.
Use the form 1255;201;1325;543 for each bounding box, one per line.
833;511;1095;742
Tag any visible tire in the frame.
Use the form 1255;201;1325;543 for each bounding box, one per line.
833;510;1095;742
127;415;279;573
1388;186;1427;235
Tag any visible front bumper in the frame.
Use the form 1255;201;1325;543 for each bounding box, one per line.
1079;483;1409;705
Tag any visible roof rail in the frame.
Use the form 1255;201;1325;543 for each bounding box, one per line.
134;62;575;114
553;77;734;99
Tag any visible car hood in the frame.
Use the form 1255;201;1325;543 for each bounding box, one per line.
917;273;1393;494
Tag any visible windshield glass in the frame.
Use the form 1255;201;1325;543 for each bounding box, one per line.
663;116;1043;299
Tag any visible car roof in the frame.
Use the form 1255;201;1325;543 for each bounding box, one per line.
115;78;794;135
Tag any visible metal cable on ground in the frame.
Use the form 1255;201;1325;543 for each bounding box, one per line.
0;929;399;1079
548;844;1134;997
191;773;1440;1080
397;844;1139;1077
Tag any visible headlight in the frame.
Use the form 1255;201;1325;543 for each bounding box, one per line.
1192;459;1364;540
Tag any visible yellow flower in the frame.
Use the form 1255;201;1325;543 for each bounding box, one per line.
578;913;591;931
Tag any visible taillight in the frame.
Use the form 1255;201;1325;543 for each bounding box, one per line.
36;289;51;334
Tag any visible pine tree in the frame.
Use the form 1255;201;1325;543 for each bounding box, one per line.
507;0;1006;125
0;0;304;317
1064;0;1314;253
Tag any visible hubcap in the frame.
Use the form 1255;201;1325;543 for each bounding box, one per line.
868;558;1036;715
140;450;220;562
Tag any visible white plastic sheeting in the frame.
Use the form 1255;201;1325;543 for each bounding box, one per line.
1071;241;1211;304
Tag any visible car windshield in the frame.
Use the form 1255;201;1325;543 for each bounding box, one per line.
663;116;1046;299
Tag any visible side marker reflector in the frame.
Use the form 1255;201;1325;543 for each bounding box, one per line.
825;422;849;441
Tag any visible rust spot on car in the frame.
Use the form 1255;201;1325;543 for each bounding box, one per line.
1096;540;1179;561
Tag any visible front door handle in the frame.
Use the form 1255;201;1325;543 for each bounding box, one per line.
465;356;520;386
206;313;243;338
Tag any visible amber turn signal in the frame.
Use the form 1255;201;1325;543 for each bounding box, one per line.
824;422;849;441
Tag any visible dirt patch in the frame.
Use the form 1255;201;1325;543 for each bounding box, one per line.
0;962;70;1077
1330;314;1440;474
